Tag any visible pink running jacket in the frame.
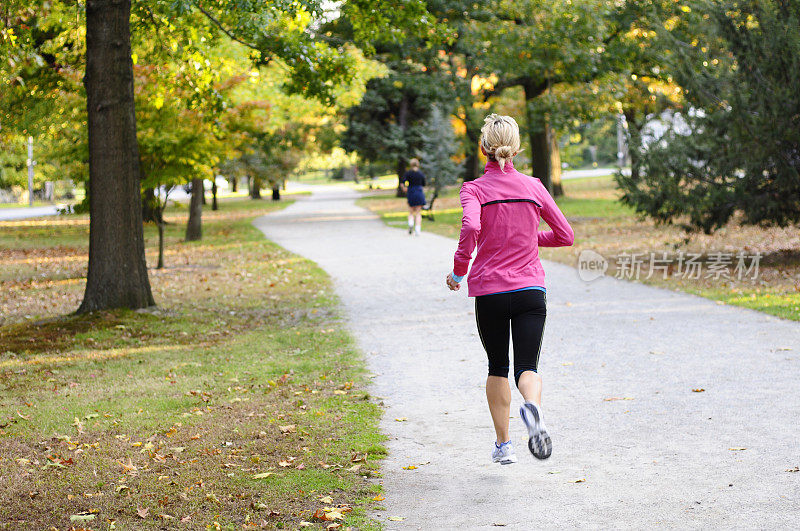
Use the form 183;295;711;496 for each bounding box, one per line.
453;160;575;297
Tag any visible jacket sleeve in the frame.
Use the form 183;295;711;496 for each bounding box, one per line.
453;184;481;276
537;185;575;247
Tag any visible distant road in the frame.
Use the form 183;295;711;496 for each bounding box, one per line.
0;205;60;221
562;167;630;180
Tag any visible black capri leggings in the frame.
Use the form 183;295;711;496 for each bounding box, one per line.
475;289;547;386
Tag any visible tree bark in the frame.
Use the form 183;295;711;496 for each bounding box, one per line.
524;84;564;197
271;185;280;201
462;112;483;181
157;221;165;269
231;176;238;192
78;0;154;313
528;121;564;197
211;178;218;211
185;177;203;241
250;176;262;199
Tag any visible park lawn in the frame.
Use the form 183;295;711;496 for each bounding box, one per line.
0;198;384;530
358;177;800;322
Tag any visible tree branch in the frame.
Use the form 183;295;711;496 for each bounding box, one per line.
192;2;262;53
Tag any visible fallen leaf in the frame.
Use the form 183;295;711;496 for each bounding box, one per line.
603;397;634;401
402;465;417;470
348;464;361;472
115;485;129;494
569;478;586;483
70;510;98;522
394;417;407;422
299;521;313;527
252;472;273;479
692;388;705;393
561;362;573;366
786;466;799;472
327;524;342;530
279;424;296;434
388;516;405;521
319;496;334;504
278;460;291;467
729;447;747;451
372;494;385;501
137;506;149;518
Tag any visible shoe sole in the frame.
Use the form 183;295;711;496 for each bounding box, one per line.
520;403;552;460
492;454;517;465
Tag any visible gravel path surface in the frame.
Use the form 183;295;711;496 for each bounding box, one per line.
254;185;799;529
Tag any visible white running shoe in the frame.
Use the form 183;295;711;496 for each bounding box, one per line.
491;441;517;465
520;402;552;460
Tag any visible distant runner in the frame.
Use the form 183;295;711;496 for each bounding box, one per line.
401;158;426;236
446;114;574;464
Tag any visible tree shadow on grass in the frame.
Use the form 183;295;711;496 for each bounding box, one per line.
0;311;123;357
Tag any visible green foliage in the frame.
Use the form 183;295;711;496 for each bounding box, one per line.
618;0;800;232
416;105;459;194
341;73;449;173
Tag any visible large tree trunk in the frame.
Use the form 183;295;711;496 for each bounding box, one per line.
250;176;262;199
185;178;203;241
529;120;564;197
231;176;238;193
271;185;280;201
78;0;154;313
211;178;218;211
462;112;483;182
524;84;564;197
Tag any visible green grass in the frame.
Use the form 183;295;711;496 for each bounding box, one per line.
0;197;385;529
685;287;800;321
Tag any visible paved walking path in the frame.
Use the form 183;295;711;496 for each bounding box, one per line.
254;186;799;529
0;205;60;221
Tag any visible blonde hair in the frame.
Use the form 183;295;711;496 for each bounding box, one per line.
480;114;521;172
409;158;420;169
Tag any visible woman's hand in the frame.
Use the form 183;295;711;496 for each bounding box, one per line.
446;272;460;291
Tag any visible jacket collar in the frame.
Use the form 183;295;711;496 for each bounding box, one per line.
484;159;515;173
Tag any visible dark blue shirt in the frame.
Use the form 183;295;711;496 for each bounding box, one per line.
403;170;426;188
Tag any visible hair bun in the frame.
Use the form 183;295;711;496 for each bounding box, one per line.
494;145;515;160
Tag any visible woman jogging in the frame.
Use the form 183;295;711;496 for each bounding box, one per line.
401;158;426;236
446;114;574;464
